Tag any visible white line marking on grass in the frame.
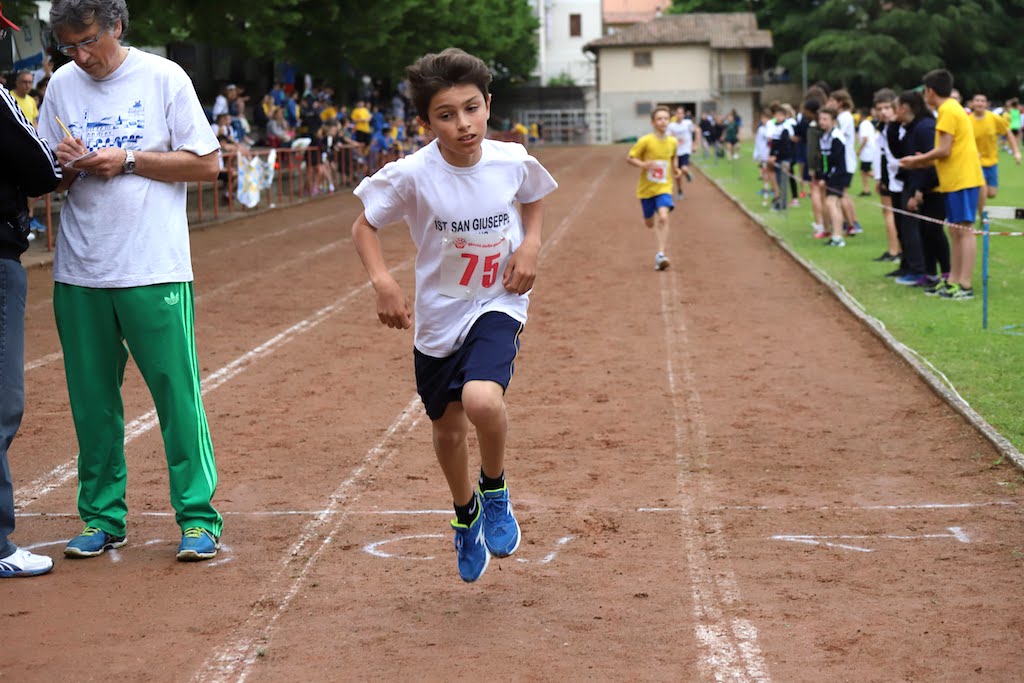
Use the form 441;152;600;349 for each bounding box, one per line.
16;260;411;510
660;271;770;683
192;396;425;683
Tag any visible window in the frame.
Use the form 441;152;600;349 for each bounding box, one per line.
635;101;653;116
633;50;652;68
569;13;581;37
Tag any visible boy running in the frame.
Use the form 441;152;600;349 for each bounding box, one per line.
628;106;681;270
969;93;1021;213
666;106;694;197
352;48;557;582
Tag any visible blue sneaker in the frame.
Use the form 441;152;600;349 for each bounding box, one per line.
451;495;489;582
29;218;46;233
480;484;521;557
176;527;220;561
894;273;928;286
64;526;127;558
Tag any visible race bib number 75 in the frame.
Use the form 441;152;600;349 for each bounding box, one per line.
438;231;512;300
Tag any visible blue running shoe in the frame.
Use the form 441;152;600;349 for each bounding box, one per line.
29;218;46;233
451;495;489;582
64;526;127;558
480;484;521;558
176;527;220;561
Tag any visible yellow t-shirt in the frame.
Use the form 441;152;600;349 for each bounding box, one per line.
514;123;528;136
935;99;984;193
320;105;338;122
628;133;677;198
351;107;371;134
11;90;38;125
970;110;1010;167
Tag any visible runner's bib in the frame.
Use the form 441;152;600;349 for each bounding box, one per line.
646;160;669;184
438;231;512;300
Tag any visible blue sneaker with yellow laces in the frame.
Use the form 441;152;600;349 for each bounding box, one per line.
176;527;220;561
64;526;127;558
451;493;489;582
480;483;522;558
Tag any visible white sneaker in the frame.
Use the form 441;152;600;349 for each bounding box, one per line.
0;547;54;577
655;252;671;271
26;231;36;242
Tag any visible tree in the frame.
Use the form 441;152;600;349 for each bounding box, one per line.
671;0;1024;103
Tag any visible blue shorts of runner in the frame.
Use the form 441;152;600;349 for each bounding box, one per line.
944;187;979;224
414;311;523;421
677;154;690;167
982;165;998;188
641;194;674;219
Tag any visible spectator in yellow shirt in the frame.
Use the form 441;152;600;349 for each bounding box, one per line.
968;93;1021;212
10;71;37;125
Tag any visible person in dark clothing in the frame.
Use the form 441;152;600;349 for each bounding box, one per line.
0;8;63;578
896;90;950;290
817;106;851;247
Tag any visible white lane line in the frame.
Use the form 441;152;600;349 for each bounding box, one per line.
15;259;412;510
636;501;1018;513
363;533;445;560
22;211;351;373
772;526;972;553
515;535;576;564
18;509;453;518
661;270;770;683
192;396;424;683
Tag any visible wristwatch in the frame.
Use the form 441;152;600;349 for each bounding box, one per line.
122;149;136;175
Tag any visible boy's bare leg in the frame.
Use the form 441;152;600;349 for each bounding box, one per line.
953;227;976;287
461;380;508;480
811;181;825;228
879;195;900;254
948;227;962;285
432;403;474;506
827;196;845;238
841;191;858;225
652;207;670;254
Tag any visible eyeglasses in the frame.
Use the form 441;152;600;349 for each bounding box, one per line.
56;31;104;56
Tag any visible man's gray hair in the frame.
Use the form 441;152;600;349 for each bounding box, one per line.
49;0;129;37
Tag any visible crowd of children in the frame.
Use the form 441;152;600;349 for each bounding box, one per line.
748;69;1016;301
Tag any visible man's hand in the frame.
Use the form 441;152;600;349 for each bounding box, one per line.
503;239;540;295
71;147;131;179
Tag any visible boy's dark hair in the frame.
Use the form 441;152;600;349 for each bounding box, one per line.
873;88;896;105
650;105;670;120
922;69;953;97
819;106;838;119
898;90;926;118
829;89;853;110
802;98;821;114
406;48;492;122
770;103;783;114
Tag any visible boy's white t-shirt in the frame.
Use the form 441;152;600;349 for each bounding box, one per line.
836;110;858;175
37;49;219;287
354;138;558;358
858;119;877;162
666;118;695;155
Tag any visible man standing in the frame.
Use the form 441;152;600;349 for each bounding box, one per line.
0;4;63;578
37;0;224;561
10;70;38;125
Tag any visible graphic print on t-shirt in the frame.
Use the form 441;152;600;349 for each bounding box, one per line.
66;100;145;152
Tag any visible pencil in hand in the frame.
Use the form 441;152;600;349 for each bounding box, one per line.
55;115;74;139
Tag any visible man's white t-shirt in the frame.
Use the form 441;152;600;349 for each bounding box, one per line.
354;138;557;357
38;48;219;287
666;118;695;155
837;110;858;175
858;118;877;162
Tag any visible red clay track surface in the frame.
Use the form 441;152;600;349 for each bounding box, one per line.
3;145;1023;682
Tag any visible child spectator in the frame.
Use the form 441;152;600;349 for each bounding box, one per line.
800;98;827;238
856;107;876;196
826;89;862;234
351;48;557;583
310;123;337;194
767;103;796;209
627;105;682;270
723;111;740;159
892;90;941;287
817;106;851;247
900;69;984;299
969;92;1021;214
752;108;772;201
871;88;903;263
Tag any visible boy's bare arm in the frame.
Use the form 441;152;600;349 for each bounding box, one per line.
352;212;412;329
504;199;543;295
627;156;652;169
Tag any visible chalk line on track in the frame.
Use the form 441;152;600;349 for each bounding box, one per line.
194;151;613;682
191;396;425;683
15;258;412;510
660;270;770;682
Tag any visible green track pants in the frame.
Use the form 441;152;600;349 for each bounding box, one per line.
54;282;222;538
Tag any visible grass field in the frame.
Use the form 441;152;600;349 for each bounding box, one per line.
699;148;1024;455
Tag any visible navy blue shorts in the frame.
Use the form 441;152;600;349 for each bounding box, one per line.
677;153;691;167
414;312;523;420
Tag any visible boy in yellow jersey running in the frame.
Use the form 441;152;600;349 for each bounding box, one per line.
901;69;984;300
627;106;681;270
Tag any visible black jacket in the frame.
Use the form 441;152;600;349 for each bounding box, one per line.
901;114;940;197
1;88;62;261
